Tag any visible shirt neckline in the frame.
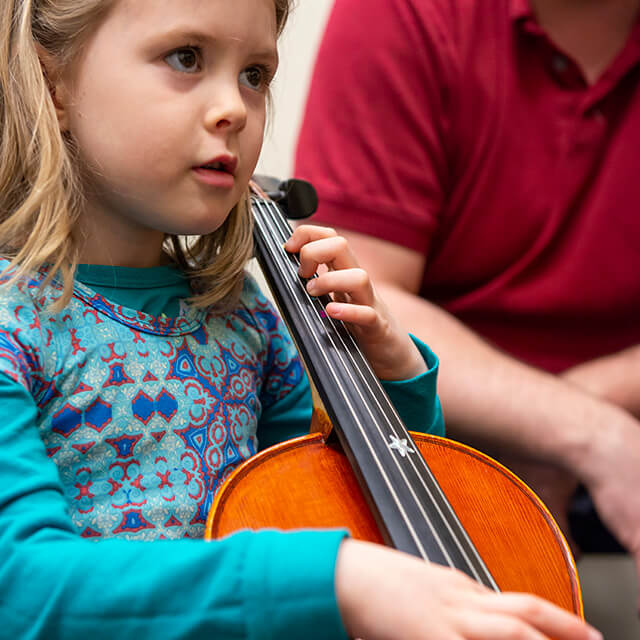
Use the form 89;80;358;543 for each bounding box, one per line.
72;264;205;337
75;263;187;289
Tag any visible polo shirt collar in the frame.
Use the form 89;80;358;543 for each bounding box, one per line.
509;0;640;36
508;0;640;104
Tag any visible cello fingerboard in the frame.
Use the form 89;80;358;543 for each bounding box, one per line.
252;196;498;590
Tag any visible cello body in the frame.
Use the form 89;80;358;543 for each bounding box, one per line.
206;430;582;616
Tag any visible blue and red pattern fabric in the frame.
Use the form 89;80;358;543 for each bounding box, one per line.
0;260;303;540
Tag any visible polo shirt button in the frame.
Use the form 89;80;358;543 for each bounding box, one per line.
552;54;569;74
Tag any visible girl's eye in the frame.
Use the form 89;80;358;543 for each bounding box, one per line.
165;47;201;73
239;66;269;91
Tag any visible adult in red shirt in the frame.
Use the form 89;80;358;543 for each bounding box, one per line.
296;0;640;593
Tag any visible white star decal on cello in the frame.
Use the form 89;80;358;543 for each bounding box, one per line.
388;434;416;458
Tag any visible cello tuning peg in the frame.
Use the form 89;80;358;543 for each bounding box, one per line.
252;175;318;220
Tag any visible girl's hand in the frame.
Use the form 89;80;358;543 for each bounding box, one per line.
284;225;427;381
335;540;602;640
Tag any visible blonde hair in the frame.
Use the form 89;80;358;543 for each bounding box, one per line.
0;0;293;312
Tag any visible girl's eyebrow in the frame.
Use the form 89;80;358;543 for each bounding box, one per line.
148;27;278;64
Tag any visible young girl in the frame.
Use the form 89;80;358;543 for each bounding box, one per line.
0;1;601;639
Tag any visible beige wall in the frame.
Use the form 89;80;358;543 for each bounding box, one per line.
256;0;335;180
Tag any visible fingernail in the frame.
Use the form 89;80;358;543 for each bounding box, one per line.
589;631;603;640
306;279;316;293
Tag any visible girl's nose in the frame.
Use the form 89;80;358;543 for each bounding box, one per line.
204;82;248;133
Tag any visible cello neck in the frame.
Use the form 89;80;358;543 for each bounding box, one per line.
251;195;498;589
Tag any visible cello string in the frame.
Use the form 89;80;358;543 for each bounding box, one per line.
255;199;495;582
258;198;497;588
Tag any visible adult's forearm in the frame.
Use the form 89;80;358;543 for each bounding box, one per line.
562;344;640;418
375;282;636;483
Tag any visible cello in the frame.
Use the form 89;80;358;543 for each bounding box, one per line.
205;179;583;616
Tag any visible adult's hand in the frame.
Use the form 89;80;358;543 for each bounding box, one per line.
570;404;640;606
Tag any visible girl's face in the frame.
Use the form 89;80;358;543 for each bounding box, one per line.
58;0;278;266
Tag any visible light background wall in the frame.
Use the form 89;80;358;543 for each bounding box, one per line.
256;2;639;637
256;0;334;179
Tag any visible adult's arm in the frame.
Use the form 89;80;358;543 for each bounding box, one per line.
330;229;640;594
562;345;640;418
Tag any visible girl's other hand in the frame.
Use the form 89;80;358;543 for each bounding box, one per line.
335;540;602;640
284;225;427;381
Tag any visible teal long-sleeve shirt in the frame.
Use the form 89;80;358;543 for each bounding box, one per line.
0;263;444;639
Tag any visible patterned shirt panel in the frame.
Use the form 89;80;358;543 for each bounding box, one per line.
0;263;303;540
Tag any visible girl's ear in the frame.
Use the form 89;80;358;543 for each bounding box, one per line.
36;44;72;132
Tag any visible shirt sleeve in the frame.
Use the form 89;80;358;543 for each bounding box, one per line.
295;0;458;255
0;371;349;640
383;336;445;437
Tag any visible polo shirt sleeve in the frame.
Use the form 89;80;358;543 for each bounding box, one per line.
295;0;458;255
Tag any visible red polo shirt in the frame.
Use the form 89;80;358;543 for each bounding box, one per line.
295;0;640;373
